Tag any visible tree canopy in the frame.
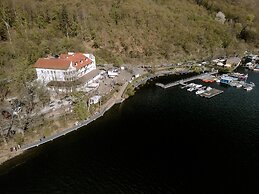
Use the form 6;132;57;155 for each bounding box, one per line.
0;0;258;97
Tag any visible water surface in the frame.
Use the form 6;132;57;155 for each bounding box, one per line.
0;68;258;194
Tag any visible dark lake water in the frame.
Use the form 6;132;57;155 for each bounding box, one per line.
0;68;259;194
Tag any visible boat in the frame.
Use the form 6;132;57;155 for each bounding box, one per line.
187;87;195;92
194;84;203;89
196;89;206;95
253;65;259;71
186;83;194;88
229;82;237;87
244;86;253;91
236;84;242;88
195;86;206;95
249;82;255;87
206;86;212;91
202;79;215;83
229;72;248;81
220;76;235;85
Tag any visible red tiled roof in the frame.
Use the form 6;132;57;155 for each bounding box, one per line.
67;53;92;69
59;54;70;59
34;58;71;70
33;53;92;70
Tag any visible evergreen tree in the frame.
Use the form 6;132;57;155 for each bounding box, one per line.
59;5;70;38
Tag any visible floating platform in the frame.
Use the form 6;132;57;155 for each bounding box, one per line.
199;88;223;98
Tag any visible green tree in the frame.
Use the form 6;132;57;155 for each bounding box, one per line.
74;100;89;120
72;91;89;120
36;85;50;107
59;5;70;38
124;84;135;98
239;26;257;43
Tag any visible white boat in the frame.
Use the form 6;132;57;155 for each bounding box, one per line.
187;83;195;87
249;82;255;87
195;84;203;89
244;86;253;91
187;87;195;92
196;89;205;95
236;84;242;88
229;82;237;87
206;86;212;91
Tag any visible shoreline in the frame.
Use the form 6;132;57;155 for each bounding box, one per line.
0;82;129;167
0;65;232;167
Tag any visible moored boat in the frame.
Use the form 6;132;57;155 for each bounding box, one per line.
236;84;242;88
229;72;248;81
196;89;205;95
187;87;195;92
202;79;215;83
244;86;253;91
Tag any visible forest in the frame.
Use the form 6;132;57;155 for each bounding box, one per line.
0;0;258;99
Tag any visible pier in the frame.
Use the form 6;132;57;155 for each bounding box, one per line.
156;71;218;89
199;88;223;98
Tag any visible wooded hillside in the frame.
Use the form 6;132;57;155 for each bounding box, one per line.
0;0;258;97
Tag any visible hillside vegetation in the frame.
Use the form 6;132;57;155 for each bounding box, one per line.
0;0;259;98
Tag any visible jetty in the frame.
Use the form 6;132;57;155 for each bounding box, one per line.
156;71;218;89
199;88;223;98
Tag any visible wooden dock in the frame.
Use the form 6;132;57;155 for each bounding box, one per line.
199;88;223;98
156;71;218;89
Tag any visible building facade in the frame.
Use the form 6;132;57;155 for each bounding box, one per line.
34;52;96;84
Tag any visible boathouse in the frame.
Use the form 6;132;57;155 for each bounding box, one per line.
220;76;234;84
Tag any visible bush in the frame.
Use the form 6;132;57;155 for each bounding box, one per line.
124;84;135;98
14;133;24;145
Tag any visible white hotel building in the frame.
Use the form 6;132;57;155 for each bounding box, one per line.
34;52;100;92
